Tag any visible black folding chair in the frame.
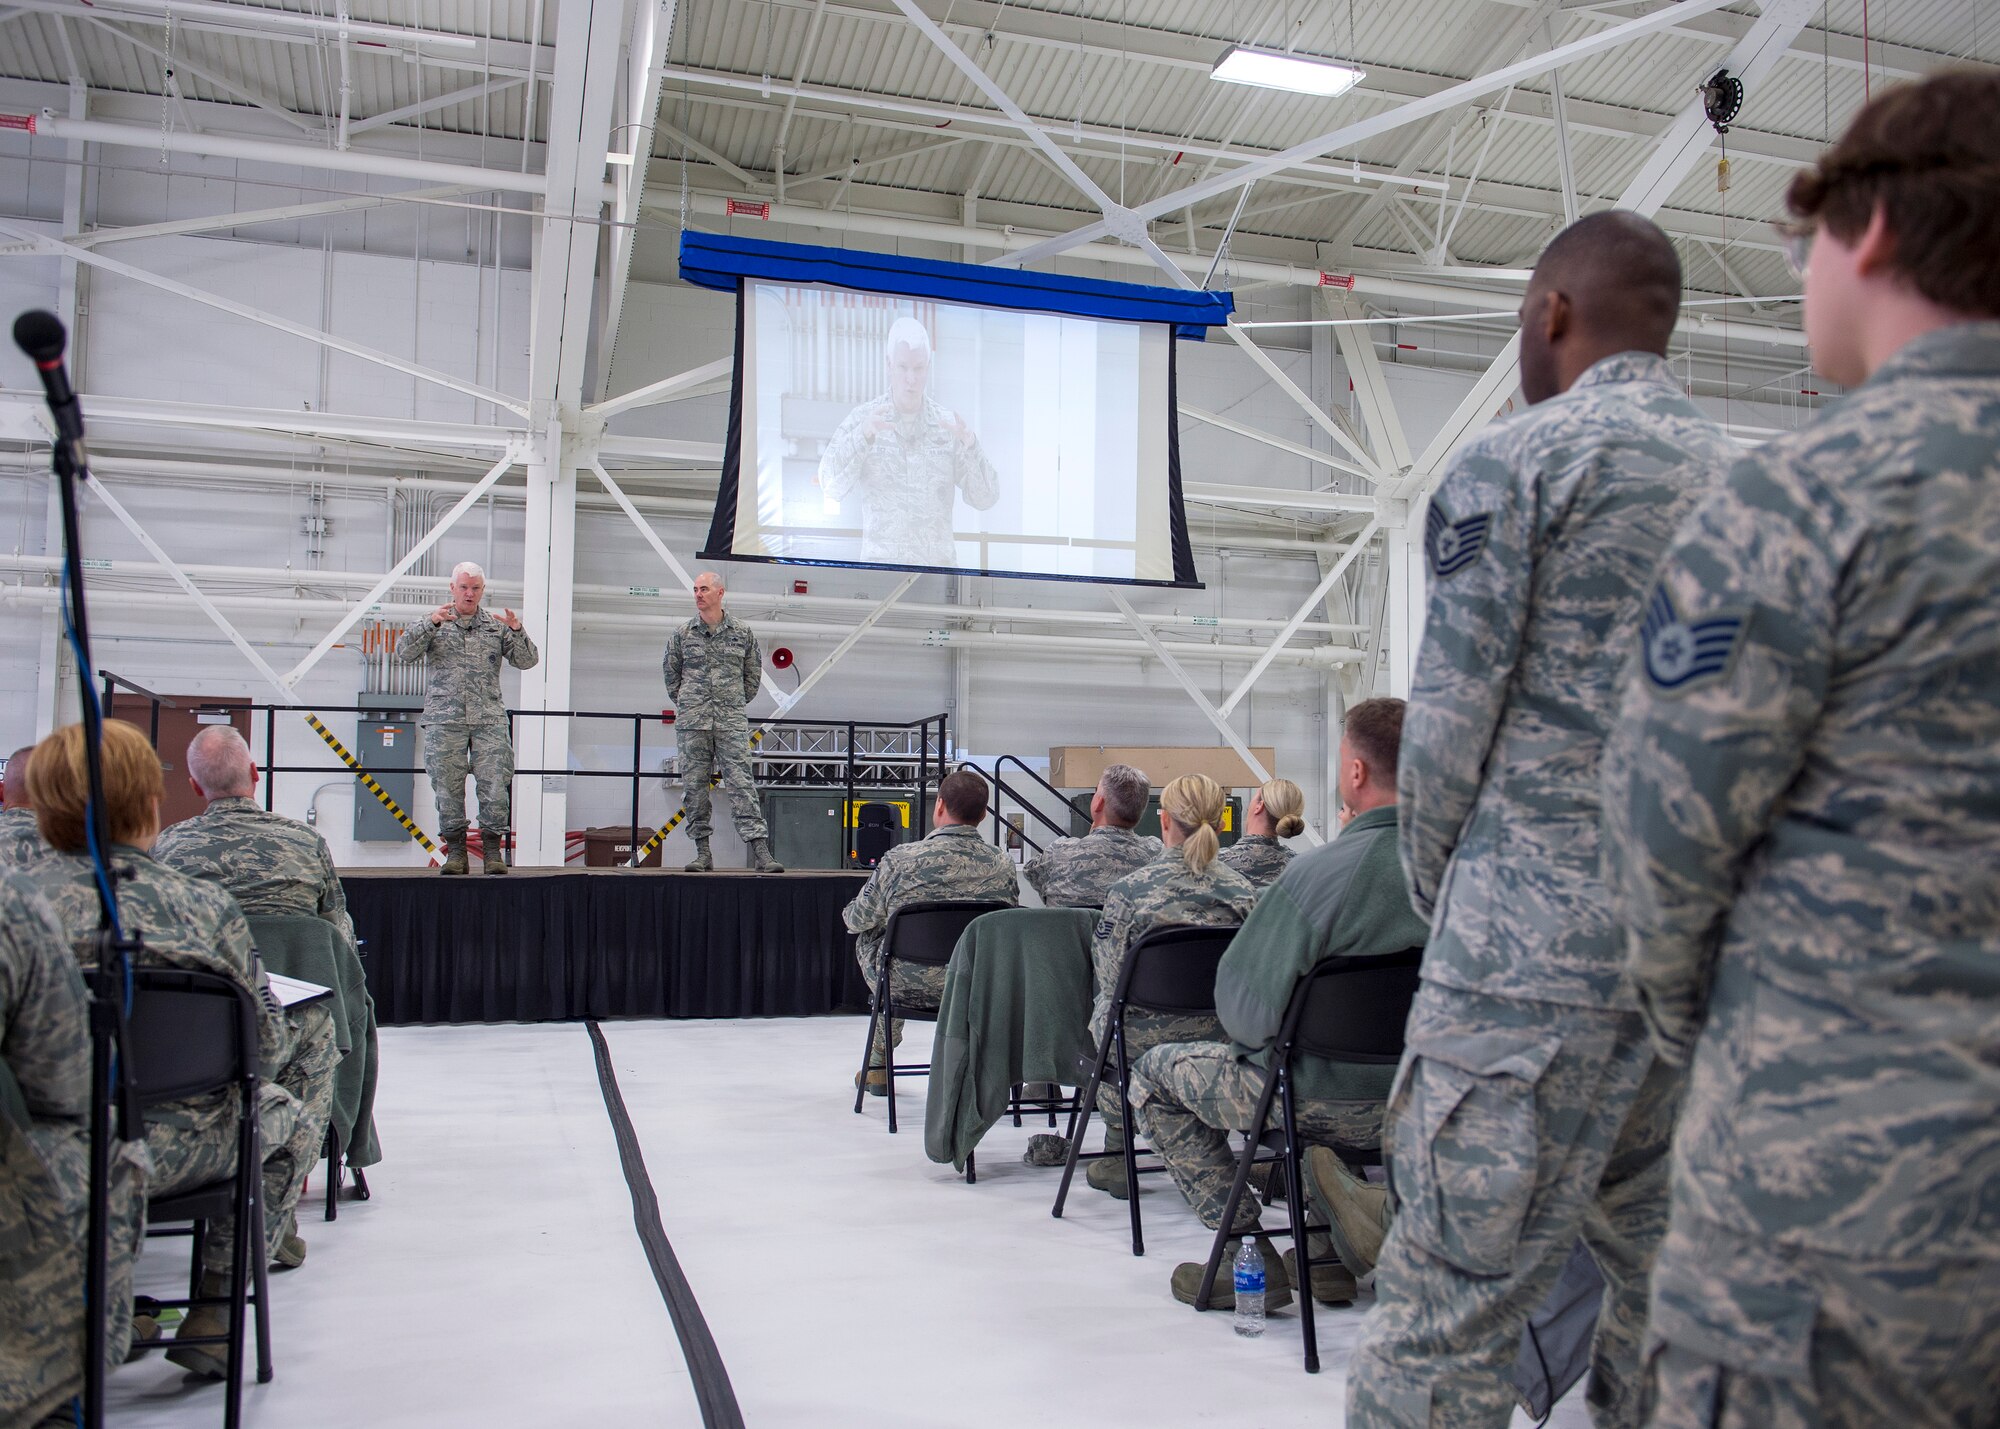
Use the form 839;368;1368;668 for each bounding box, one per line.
1191;948;1424;1373
124;966;275;1426
853;900;1013;1134
1051;923;1236;1256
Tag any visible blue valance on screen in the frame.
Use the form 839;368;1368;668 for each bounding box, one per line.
679;231;1234;339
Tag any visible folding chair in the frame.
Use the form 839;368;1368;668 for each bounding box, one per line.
1190;948;1423;1372
125;966;275;1427
1051;923;1236;1255
853;899;1013;1134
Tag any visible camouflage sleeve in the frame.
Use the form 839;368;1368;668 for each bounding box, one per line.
1398;434;1535;915
219;906;290;1069
1091;885;1137;1007
393;616;437;664
313;832;356;946
0;886;90;1120
662;629;683;704
1021;845;1051;899
1601;457;1842;1061
819;404;876;504
842;858;894;937
741;626;762;707
503;623;540;671
956;431;1001;512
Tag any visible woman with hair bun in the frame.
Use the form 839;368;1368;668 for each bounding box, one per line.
1077;773;1259;1201
1219;777;1304;888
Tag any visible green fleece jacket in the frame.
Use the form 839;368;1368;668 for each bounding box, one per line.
1214;804;1429;1103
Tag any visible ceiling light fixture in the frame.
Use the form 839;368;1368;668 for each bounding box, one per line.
1211;47;1365;98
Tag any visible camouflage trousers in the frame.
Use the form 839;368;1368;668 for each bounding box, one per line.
422;719;513;844
146;1002;339;1273
858;954;947;1066
1348;983;1685;1429
0;1120;147;1427
1641;1216;2000;1429
1090;1009;1224;1151
1129;1040;1383;1232
679;726;768;843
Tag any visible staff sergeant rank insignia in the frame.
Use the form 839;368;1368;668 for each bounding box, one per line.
1640;583;1746;693
1424;502;1493;577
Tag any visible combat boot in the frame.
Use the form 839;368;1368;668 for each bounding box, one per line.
750;838;785;873
440;840;469;876
165;1273;234;1380
1169;1235;1293;1311
481;828;509;875
684;838;712;872
1303;1145;1391;1277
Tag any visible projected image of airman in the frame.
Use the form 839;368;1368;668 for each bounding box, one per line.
817;315;1001;567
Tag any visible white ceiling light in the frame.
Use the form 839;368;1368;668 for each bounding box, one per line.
1211;47;1365;98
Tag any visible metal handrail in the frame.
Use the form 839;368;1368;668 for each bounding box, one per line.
989;753;1075;857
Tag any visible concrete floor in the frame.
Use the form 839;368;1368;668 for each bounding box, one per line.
106;1017;1591;1427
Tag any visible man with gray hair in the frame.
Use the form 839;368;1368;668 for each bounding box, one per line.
0;743;44;867
817;314;1001;567
663;569;781;873
155;725;354;945
395;560;539;874
1022;763;1161;908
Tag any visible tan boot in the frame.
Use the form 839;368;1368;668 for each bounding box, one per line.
481;828;509;875
684;839;712;872
750;838;785;873
1283;1246;1359;1305
165;1274;234;1380
1303;1146;1392;1278
1170;1235;1294;1311
440;842;469;876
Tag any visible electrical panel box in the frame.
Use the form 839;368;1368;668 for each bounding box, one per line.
1066;792;1241;848
353;696;423;842
761;789;916;871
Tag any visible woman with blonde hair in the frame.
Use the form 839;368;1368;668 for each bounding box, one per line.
1075;773;1259;1201
1219;777;1303;888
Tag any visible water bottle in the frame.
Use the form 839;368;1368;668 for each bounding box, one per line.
1233;1238;1267;1338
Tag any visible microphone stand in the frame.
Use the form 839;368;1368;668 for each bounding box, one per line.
20;313;144;1428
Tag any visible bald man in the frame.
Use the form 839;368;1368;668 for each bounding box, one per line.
663;571;782;872
1348;213;1739;1429
0;744;44;867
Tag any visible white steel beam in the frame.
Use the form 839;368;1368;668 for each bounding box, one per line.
998;0;1741;269
0;390;520;450
1331;295;1415;472
1216;519;1381;718
348;77;528;137
283;448;521;687
770;575;918;715
64;184;485;248
85;479;298;702
598;1;681;394
1179;406;1379;485
24;0;476;47
80;15;323;134
1182;481;1378;516
0;220;532;416
588;357;731;421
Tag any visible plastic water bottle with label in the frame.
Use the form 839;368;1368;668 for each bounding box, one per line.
1233;1238;1266;1337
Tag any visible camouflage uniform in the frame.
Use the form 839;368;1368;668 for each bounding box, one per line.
394;607;539;853
0;805;45;868
1217;833;1293;889
155;795;355;947
1349;352;1735;1429
1130;805;1428;1230
1022;824;1161;908
1088;846;1259;1147
663;611;767;844
0;869;146;1428
22;848;339;1277
843;823;1018;1063
819;394;1001;566
1600;323;2000;1429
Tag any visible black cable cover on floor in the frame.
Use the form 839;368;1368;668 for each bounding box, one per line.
587;1019;748;1429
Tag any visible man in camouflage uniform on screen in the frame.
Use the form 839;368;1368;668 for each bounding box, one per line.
0;743;45;867
1022;762;1161;908
394;559;539;875
843;768;1018;1090
663;570;781;873
155;725;355;946
817;316;1001;568
1602;75;2000;1429
23;721;338;1379
1347;213;1737;1429
0;868;147;1427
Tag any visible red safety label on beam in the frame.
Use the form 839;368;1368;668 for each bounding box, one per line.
726;198;771;219
1318;272;1357;289
0;114;37;133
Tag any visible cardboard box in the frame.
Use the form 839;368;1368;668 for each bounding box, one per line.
1047;745;1279;791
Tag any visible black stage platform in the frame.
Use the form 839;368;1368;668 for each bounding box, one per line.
341;868;872;1025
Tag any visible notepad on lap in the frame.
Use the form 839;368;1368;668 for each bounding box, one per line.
267;972;333;1008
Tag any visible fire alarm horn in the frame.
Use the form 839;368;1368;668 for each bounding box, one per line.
770;647;795;670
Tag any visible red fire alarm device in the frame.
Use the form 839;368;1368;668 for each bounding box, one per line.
770;648;795;670
662;709;676;725
792;579;809;595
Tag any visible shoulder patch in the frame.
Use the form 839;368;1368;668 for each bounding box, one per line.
1641;584;1746;693
1424;502;1493;577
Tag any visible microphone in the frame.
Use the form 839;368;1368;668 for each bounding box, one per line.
12;309;86;455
